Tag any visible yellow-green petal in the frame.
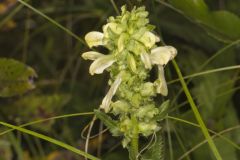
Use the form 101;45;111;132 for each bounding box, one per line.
85;31;104;48
100;74;122;112
150;46;177;65
140;52;152;69
82;51;105;60
103;22;123;37
139;31;156;49
155;65;168;96
89;55;115;75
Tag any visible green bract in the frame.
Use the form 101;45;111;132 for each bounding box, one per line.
82;6;177;147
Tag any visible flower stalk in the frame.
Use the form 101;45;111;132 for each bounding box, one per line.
130;115;139;160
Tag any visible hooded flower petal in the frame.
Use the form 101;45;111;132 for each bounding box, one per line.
89;55;115;75
140;52;152;69
103;22;123;37
150;46;177;65
100;74;122;112
155;65;168;96
85;31;104;48
82;51;105;60
139;31;156;49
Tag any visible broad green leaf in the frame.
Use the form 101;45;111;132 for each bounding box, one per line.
168;0;240;42
0;58;37;97
142;131;165;160
169;0;209;20
94;109;121;136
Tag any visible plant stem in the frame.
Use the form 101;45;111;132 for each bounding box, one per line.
172;60;223;160
130;115;139;160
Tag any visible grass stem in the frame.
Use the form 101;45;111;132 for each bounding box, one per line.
172;59;223;160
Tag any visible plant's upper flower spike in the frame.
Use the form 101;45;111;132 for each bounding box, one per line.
100;74;122;112
150;46;177;66
85;31;104;48
89;55;115;75
155;65;168;96
82;51;105;60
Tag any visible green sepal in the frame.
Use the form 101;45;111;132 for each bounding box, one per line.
94;109;122;136
156;100;170;121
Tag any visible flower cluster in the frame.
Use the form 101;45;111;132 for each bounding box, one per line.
82;6;177;147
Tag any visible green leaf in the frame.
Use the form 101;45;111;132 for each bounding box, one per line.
168;0;240;42
94;109;121;136
0;58;37;97
142;131;165;160
169;0;209;19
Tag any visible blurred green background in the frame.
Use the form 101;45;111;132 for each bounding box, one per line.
0;0;239;159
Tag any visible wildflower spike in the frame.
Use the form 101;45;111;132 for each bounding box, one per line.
81;6;177;149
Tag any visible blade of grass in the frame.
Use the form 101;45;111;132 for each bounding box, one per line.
0;121;100;160
8;132;23;160
172;127;191;160
166;117;174;160
170;80;240;114
0;112;94;136
17;0;85;45
0;1;27;28
168;65;240;84
167;116;240;150
172;59;223;160
200;40;240;69
177;125;240;160
110;0;120;15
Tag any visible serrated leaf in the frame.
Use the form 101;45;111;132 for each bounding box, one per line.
142;131;165;160
94;109;121;136
0;58;37;97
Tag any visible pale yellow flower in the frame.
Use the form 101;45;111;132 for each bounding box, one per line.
100;74;122;112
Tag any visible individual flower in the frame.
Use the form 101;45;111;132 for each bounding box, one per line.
100;73;122;112
82;51;115;75
140;46;177;96
85;31;104;48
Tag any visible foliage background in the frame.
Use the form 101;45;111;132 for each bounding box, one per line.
0;0;239;159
